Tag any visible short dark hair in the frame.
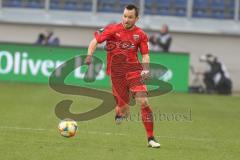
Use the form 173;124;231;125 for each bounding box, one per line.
125;4;139;17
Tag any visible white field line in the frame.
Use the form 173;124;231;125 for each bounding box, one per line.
0;126;126;136
0;126;237;144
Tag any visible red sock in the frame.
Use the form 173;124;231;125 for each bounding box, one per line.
141;105;154;138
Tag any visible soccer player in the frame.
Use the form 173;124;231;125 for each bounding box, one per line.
85;4;160;148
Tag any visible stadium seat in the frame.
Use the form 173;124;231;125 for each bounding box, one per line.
99;5;114;12
174;0;187;16
3;0;23;7
64;1;78;11
3;0;45;9
192;0;235;20
156;7;170;16
226;0;235;8
98;0;116;13
224;11;234;19
50;0;61;9
27;0;44;9
49;0;92;12
2;0;10;7
174;0;187;7
193;0;209;18
144;0;155;14
156;0;171;8
211;10;225;19
81;2;92;11
119;0;138;5
210;0;225;10
155;0;171;16
192;8;208;18
175;8;186;16
98;0;115;6
103;6;115;12
119;0;131;5
193;0;209;9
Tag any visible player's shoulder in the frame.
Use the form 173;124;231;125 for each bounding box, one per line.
134;26;145;33
105;23;121;30
99;23;121;33
134;26;148;38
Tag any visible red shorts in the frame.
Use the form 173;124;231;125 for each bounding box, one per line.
111;71;147;107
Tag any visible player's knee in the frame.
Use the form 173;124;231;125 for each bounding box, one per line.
136;97;149;106
135;92;148;106
135;91;147;98
142;98;149;106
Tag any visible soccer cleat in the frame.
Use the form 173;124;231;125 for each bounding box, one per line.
115;115;124;125
148;137;160;148
114;106;129;125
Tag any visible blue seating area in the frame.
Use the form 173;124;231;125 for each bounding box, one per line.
50;0;92;11
0;0;238;20
193;0;235;19
97;0;116;13
97;0;139;13
2;0;45;9
144;0;187;17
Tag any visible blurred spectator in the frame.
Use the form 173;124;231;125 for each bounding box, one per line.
189;65;205;94
35;31;60;46
35;33;46;45
149;24;172;52
149;33;160;51
46;31;60;46
200;53;232;95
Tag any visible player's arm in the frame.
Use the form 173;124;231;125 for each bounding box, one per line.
142;54;150;69
141;54;150;78
85;38;98;65
85;25;115;65
140;33;150;78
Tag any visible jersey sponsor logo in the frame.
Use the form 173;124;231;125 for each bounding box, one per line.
119;41;132;49
104;41;133;51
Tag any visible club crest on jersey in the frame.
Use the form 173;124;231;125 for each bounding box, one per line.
133;34;139;41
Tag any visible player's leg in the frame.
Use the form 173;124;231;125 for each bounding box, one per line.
111;77;130;124
115;104;130;124
135;91;160;148
115;104;130;118
128;77;155;140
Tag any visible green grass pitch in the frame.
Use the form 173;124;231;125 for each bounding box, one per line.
0;82;239;160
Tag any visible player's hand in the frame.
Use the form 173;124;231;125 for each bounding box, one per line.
84;55;92;65
141;70;150;80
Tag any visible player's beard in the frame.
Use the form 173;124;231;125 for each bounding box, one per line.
124;23;134;30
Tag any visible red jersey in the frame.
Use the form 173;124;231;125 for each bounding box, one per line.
94;23;149;77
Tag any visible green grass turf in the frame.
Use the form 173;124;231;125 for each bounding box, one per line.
0;82;239;160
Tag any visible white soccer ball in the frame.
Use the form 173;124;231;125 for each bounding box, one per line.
58;119;78;138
